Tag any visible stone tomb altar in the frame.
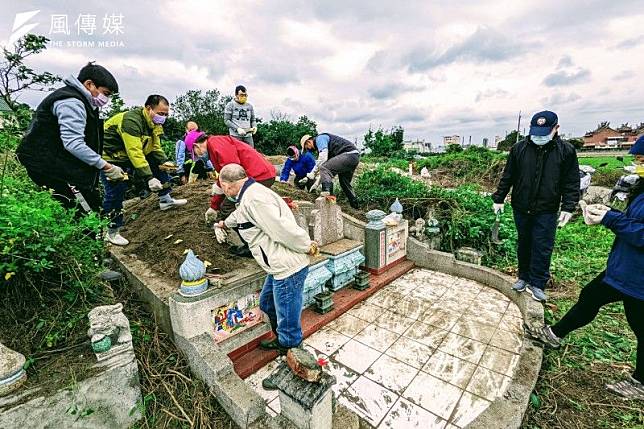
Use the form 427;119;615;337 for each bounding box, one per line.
363;210;409;274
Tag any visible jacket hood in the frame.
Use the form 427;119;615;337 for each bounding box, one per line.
64;74;93;105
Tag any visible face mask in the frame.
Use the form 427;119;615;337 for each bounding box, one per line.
226;196;237;203
91;92;109;108
531;134;551;146
152;113;166;125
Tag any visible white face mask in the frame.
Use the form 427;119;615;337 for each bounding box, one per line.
531;130;555;146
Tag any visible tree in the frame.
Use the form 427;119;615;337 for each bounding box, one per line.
0;34;60;111
254;113;317;155
165;89;232;140
363;126;405;157
445;143;463;154
567;138;584;150
102;93;129;119
497;130;524;151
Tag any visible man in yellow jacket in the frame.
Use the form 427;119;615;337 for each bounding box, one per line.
101;94;187;245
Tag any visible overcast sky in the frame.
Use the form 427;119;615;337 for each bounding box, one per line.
2;0;644;145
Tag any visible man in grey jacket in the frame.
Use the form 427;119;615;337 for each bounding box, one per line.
17;62;124;213
215;164;318;356
223;85;257;147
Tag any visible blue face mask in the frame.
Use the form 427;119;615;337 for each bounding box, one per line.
531;135;551;146
226;196;237;203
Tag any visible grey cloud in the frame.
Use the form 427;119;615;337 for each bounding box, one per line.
614;35;644;49
557;55;573;69
543;69;590;87
368;82;424;100
540;93;581;106
613;70;635;81
405;26;534;72
475;89;510;103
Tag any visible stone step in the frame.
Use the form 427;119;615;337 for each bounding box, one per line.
232;259;415;379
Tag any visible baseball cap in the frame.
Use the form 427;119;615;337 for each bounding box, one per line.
529;111;558;136
630;135;644;155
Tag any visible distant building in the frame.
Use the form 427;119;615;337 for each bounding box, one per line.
482;138;489;148
583;122;642;150
403;139;432;154
443;135;461;146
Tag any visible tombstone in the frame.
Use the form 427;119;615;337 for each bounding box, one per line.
87;303;135;367
364;210;408;274
311;196;343;246
0;343;26;396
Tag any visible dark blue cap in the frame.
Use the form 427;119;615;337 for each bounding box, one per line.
529;111;558;136
630;135;644;155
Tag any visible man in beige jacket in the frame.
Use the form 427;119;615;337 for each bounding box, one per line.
216;164;318;354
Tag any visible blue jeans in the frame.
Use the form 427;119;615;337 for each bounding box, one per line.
513;211;558;290
100;157;172;229
259;266;308;348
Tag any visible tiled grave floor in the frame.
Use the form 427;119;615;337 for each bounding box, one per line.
246;268;523;428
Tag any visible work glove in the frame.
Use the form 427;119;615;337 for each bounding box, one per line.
307;241;319;256
298;171;316;185
584;203;611;225
309;175;321;193
249;127;257;135
158;161;177;173
211;183;224;196
557;211;573;228
493;203;504;214
205;207;218;223
104;165;125;181
236;127;246;136
148;178;163;191
213;224;228;244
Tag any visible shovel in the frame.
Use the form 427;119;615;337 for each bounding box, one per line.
491;212;502;245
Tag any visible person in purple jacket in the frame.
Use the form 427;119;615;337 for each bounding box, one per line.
526;138;644;400
278;146;316;191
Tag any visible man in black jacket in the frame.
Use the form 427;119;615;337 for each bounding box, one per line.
17;63;123;214
492;111;580;302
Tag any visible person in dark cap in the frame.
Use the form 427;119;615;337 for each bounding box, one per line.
17;62;123;214
492;110;580;302
526;138;643;400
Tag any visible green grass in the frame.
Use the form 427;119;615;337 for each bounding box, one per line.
578;155;633;169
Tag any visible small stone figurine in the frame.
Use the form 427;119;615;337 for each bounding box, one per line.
390;198;403;214
179;250;209;297
411;218;426;240
87;303;134;366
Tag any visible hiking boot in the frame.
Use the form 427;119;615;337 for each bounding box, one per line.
159;198;188;211
512;279;527;292
525;324;561;349
260;338;288;355
106;230;129;246
527;284;547;302
606;376;644;400
349;198;361;210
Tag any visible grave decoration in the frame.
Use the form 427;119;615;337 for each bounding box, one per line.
178;250;210;297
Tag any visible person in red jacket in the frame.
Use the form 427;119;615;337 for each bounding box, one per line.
192;134;276;255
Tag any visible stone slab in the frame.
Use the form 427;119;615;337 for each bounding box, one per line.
320;239;363;257
266;362;336;409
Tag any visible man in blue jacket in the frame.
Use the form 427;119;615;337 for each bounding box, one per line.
279;146;315;190
527;138;644;400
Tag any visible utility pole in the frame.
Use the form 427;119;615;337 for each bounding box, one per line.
515;111;522;145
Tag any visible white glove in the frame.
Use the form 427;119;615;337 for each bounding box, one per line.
557;211;573;228
310;175;321;193
493;203;504;214
214;225;228;243
298;176;309;185
585;204;610;225
205;207;218;223
211;183;224;196
148;178;163;191
104;165;125;181
249;127;257;135
236;127;246;136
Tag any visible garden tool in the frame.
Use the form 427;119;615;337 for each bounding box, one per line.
491;212;502;245
158;161;178;173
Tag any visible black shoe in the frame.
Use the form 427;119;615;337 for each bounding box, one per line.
260;338;288;355
349;199;360;209
230;245;252;258
262;377;278;390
